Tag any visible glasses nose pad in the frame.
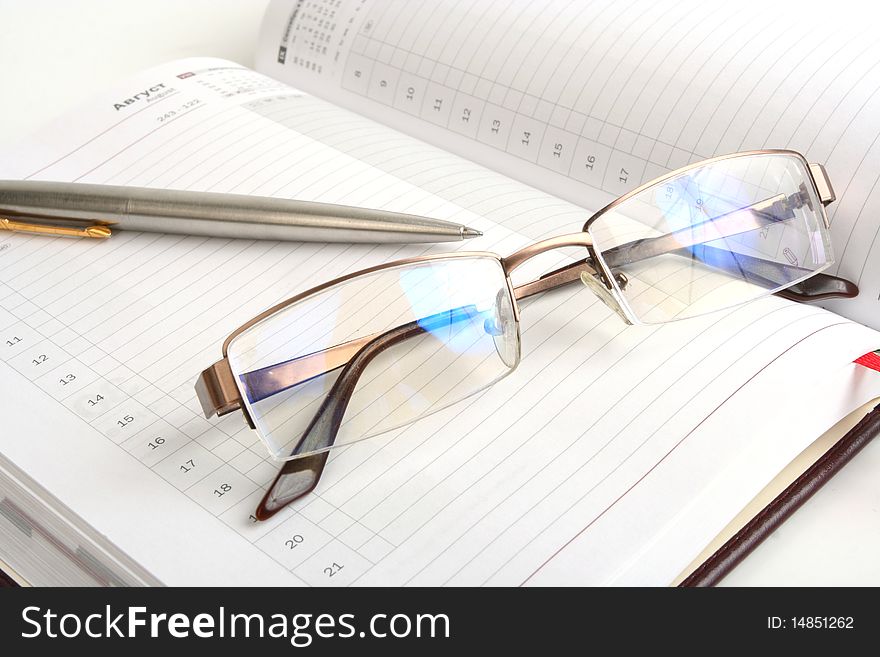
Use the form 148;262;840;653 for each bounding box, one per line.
483;316;503;336
483;288;519;368
580;269;632;325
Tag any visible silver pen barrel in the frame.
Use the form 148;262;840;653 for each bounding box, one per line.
0;181;481;243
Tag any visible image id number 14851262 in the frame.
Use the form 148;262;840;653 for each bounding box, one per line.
768;617;854;630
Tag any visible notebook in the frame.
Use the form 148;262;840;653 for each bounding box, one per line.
1;0;879;586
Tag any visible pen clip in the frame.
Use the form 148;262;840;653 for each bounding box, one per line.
0;216;111;239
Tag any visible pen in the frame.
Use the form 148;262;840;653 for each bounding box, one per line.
0;180;483;243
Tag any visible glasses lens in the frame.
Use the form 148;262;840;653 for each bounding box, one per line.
587;152;834;324
226;255;519;460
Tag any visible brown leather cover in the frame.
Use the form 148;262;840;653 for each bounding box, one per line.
0;568;16;587
680;401;880;587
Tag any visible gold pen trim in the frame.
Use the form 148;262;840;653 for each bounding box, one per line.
0;216;111;239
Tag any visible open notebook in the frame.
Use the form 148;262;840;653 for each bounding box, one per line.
1;0;879;586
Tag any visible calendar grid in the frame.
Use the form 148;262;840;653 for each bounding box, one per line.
0;62;400;586
0;271;391;584
343;33;684;199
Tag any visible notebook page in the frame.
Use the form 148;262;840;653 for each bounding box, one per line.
255;0;880;330
1;58;878;585
530;354;880;585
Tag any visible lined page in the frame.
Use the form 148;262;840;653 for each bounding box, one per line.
256;0;880;330
1;59;878;585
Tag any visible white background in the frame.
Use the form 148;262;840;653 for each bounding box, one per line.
0;0;878;586
0;0;269;148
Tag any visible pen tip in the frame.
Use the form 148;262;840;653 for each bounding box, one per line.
461;226;483;239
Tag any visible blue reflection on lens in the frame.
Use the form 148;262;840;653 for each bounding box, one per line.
398;262;495;356
399;263;440;319
686;242;743;273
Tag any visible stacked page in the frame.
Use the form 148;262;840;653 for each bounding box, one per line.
1;0;879;586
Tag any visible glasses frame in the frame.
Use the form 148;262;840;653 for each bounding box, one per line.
583;148;837;323
195;149;849;519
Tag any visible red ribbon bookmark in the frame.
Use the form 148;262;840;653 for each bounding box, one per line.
855;351;880;372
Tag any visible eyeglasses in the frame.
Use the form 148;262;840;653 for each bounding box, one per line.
195;150;858;519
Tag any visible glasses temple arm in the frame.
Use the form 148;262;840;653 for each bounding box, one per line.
599;191;800;269
513;245;856;306
514;189;855;302
513;191;802;302
239;305;484;405
239;334;378;405
256;451;329;520
665;244;858;302
256;306;481;519
594;187;857;299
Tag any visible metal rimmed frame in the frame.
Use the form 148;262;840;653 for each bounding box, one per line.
194;149;848;519
580;149;836;323
197;232;602;431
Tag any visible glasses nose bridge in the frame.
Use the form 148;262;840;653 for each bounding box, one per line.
500;232;594;276
501;230;634;323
